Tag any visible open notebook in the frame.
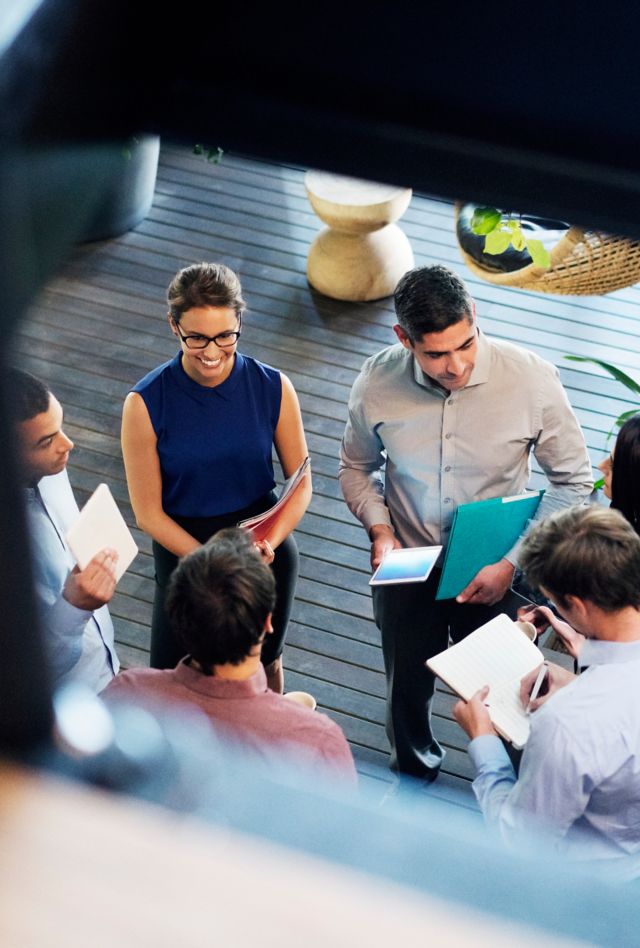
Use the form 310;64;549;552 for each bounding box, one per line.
238;457;310;542
427;613;545;749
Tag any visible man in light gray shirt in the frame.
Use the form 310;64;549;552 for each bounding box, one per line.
10;369;119;693
454;506;640;880
339;264;593;781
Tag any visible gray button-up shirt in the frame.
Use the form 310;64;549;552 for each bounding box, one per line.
339;331;593;564
25;469;119;693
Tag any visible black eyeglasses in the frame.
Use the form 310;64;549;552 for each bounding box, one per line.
174;315;242;350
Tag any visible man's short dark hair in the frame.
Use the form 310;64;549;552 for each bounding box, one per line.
5;368;51;423
165;527;276;668
520;505;640;612
393;264;474;341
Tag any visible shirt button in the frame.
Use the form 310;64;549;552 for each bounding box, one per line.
445;433;452;440
444;465;451;472
444;497;451;504
448;399;454;406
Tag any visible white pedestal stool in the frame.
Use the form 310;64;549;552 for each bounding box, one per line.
304;171;414;302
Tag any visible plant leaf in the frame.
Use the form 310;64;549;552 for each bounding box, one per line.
510;226;526;252
470;206;502;235
193;144;204;155
525;238;551;268
207;146;224;164
565;356;640;395
484;229;512;255
616;408;640;426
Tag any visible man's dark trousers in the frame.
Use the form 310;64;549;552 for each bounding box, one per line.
373;567;520;779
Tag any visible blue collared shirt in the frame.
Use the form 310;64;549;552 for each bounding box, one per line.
339;331;594;562
469;639;640;878
25;469;119;693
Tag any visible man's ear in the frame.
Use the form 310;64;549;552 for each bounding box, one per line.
564;594;588;619
263;612;274;635
168;314;179;336
393;324;413;350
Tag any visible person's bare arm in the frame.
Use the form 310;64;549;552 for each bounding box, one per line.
268;373;312;549
121;392;200;558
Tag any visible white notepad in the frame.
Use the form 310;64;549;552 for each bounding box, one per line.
427;613;545;749
65;483;138;582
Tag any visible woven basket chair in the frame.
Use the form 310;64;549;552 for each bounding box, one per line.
454;202;640;295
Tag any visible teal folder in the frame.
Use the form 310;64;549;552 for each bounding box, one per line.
435;490;544;601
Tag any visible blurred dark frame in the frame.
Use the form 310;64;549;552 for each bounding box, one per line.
3;0;640;751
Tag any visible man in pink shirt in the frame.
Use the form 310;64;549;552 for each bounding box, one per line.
104;528;356;785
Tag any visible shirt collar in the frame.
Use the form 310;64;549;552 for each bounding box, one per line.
580;637;640;667
173;657;269;698
411;327;491;392
170;351;244;400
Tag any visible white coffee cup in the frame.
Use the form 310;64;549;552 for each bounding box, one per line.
515;620;537;642
283;691;317;711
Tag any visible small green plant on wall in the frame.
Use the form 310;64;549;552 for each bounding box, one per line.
470;206;552;268
565;355;640;488
193;145;224;164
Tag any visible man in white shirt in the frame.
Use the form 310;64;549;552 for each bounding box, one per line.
454;505;640;879
10;369;119;692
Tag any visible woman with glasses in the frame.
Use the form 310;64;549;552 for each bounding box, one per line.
121;262;312;691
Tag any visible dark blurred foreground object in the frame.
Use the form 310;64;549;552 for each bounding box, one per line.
5;682;635;948
4;0;640;238
0;144;124;755
3;4;640;944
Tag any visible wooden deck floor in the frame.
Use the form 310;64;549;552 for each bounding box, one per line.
15;143;640;804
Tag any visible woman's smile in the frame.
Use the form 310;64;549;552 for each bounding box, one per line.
174;305;240;387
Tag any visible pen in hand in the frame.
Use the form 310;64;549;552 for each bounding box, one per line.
526;662;549;714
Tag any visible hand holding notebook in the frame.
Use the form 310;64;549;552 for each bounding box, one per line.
65;483;139;582
427;613;545;749
238;457;310;542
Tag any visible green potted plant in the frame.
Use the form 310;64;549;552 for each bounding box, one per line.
455;201;640;295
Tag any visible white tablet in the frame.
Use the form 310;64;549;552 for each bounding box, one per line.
369;546;442;586
65;483;138;582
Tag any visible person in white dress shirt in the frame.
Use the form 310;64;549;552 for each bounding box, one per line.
9;369;119;692
454;505;640;880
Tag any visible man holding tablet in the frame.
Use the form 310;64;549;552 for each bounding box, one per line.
339;264;593;781
369;546;442;587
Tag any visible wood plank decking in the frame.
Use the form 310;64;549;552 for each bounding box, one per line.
15;143;640;804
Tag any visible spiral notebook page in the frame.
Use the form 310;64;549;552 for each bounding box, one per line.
486;680;532;749
427;613;544;746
